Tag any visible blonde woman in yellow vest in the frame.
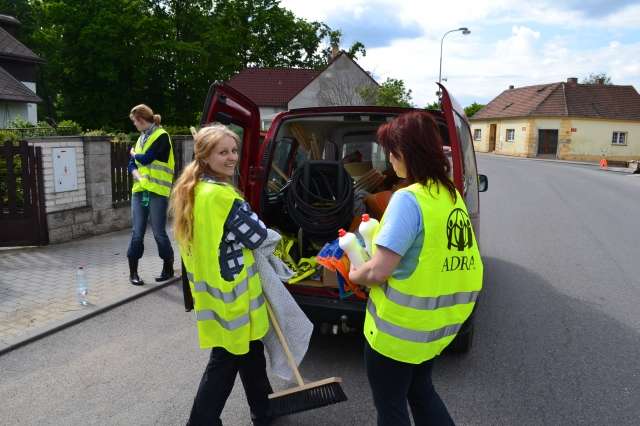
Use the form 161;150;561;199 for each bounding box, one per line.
169;125;272;426
127;104;175;286
349;111;483;426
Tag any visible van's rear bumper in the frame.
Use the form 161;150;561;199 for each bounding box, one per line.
291;292;478;335
291;293;367;324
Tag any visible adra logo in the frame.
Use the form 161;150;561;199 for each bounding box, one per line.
442;208;476;272
446;208;473;251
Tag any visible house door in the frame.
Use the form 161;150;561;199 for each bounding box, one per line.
489;124;497;151
538;129;559;156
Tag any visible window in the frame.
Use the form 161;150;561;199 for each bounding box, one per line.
473;129;482;141
612;131;627;146
506;129;515;142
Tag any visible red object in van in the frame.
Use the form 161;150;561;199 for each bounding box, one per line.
200;82;487;352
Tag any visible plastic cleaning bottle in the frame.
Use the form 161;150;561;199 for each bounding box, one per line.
76;266;89;306
338;229;368;268
358;214;380;258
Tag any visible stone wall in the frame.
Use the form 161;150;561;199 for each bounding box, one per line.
27;136;129;243
27;135;194;244
27;137;87;213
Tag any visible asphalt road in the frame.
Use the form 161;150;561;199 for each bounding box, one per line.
1;155;639;425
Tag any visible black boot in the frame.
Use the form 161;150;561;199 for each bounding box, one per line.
155;259;174;282
128;257;144;286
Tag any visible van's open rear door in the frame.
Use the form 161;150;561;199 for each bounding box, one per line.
438;83;480;228
201;83;261;195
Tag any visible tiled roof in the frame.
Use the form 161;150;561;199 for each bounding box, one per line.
226;68;320;107
0;14;21;27
0;65;41;103
471;81;640;121
0;26;43;63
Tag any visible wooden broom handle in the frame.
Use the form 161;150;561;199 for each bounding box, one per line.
265;300;306;386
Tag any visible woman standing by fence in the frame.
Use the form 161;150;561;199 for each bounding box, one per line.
126;104;175;286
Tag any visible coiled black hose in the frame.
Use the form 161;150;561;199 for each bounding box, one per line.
285;161;354;240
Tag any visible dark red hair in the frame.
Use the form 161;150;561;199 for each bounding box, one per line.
377;111;456;201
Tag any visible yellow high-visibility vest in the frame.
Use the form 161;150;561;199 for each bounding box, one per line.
364;181;483;364
180;178;268;354
131;127;174;197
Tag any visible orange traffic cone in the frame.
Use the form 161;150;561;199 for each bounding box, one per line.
599;158;608;169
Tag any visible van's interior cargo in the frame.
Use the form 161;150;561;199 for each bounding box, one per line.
259;114;452;296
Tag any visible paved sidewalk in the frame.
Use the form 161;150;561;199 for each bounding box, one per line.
0;229;180;354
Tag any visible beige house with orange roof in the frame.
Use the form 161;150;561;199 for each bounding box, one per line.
470;78;640;162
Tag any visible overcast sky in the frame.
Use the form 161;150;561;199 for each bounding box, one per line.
280;0;640;108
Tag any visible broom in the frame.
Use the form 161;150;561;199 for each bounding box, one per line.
265;300;347;417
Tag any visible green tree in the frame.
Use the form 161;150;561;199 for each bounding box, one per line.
464;102;485;117
581;72;613;85
359;78;413;107
6;0;366;129
424;101;440;110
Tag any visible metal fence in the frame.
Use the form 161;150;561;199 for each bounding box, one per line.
110;138;186;208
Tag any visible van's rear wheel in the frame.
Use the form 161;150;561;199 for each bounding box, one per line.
448;324;474;354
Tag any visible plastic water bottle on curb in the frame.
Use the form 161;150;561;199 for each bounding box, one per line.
358;214;380;258
338;229;368;268
76;266;89;306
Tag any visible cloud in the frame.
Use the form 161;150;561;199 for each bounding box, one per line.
280;1;640;108
551;0;638;17
323;7;423;48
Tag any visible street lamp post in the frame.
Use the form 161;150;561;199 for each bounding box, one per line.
438;27;471;85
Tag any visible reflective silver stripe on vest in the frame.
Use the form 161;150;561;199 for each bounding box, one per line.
382;283;479;311
147;163;174;175
138;174;173;189
195;293;265;330
367;299;462;343
188;264;258;303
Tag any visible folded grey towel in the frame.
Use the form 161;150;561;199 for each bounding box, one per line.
255;229;314;380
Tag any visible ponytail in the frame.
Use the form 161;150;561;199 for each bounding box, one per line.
169;161;204;248
153;114;161;126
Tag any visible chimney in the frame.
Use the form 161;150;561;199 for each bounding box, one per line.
508;85;514;90
567;77;578;85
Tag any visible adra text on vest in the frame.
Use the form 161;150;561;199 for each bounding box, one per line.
441;255;478;272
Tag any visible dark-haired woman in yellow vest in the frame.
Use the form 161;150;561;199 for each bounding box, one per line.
350;111;483;426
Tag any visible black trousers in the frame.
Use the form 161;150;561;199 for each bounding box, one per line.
364;342;455;426
188;340;272;426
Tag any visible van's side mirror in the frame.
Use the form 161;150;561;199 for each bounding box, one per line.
478;174;488;192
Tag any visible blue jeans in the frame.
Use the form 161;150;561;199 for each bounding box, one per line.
364;342;455;426
127;191;174;261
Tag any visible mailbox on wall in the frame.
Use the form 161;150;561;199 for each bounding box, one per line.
53;148;78;193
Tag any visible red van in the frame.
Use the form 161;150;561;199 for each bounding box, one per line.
200;82;488;352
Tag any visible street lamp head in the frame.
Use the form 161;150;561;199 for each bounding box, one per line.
460;27;471;35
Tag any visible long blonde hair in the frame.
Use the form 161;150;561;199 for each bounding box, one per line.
169;124;240;247
129;104;161;126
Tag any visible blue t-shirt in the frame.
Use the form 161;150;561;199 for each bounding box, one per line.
374;190;423;279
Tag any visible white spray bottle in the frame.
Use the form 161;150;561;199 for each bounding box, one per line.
338;229;368;268
358;214;380;258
